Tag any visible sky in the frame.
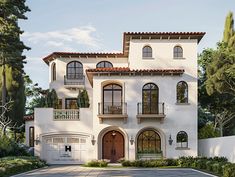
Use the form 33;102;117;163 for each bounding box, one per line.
19;0;235;89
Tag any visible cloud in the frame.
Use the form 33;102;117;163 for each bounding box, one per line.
22;25;102;51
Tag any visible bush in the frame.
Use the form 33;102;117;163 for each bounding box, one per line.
86;160;108;167
0;156;46;177
223;163;235;177
0;136;29;158
121;159;177;167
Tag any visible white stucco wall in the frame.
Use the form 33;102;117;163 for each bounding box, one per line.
29;37;200;163
198;136;235;163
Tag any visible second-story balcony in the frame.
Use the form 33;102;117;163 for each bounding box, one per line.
98;102;128;123
53;109;79;121
136;102;165;124
64;75;85;89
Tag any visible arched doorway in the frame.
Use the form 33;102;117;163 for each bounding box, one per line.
102;130;124;162
137;129;161;159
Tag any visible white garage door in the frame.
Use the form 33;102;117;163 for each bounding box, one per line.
42;135;88;164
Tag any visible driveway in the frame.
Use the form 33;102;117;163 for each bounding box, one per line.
13;165;217;177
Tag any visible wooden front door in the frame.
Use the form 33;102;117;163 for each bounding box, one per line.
102;131;124;163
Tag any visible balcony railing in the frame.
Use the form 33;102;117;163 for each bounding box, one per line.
98;102;127;123
53;109;79;121
137;102;165;123
64;75;85;85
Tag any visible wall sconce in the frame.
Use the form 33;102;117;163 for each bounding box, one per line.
91;135;96;145
130;136;134;145
168;134;173;145
35;135;40;145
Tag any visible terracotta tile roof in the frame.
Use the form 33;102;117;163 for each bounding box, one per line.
86;67;184;86
43;52;125;64
43;32;205;64
86;67;184;73
24;115;34;121
124;32;205;35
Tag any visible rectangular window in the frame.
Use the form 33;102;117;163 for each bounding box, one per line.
65;98;78;109
29;127;34;147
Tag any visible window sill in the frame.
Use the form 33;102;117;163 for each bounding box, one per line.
175;147;190;150
175;103;190;105
173;57;186;60
142;57;154;60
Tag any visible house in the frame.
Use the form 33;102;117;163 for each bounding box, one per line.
25;32;205;164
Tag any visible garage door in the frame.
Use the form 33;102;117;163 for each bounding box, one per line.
42;135;88;164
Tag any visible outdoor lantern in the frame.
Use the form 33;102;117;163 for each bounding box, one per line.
168;134;173;145
35;135;40;145
130;136;134;145
91;135;96;145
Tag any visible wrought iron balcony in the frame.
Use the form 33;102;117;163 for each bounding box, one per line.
53;109;79;121
136;102;165;124
64;75;85;85
98;102;128;123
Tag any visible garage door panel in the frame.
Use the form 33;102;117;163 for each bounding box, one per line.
42;135;88;164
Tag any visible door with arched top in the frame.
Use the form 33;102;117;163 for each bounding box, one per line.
102;131;124;162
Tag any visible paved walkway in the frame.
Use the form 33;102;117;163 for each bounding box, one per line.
13;165;217;177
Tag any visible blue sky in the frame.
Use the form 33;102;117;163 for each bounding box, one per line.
19;0;235;89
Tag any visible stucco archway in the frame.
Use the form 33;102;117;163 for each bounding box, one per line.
135;127;166;158
97;126;129;161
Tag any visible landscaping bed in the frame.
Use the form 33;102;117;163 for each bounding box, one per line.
0;156;47;177
120;156;235;177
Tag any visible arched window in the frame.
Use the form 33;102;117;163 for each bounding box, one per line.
142;83;159;114
52;63;56;81
174;46;183;58
29;127;34;147
176;81;188;103
142;46;152;58
137;130;161;154
66;61;83;79
176;131;188;148
96;61;113;68
103;84;122;114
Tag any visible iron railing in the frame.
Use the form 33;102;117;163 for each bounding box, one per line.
98;102;127;115
64;75;85;85
137;102;165;115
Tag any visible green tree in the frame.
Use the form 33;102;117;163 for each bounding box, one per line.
223;11;234;44
0;0;30;125
198;123;220;139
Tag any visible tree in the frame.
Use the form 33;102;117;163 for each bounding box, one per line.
198;123;220;139
223;11;234;44
0;0;30;125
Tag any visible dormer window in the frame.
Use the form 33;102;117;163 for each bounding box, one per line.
174;46;183;58
142;46;152;58
96;61;113;68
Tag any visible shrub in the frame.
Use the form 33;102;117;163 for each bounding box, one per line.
121;160;131;167
223;163;235;177
0;156;46;177
213;156;228;163
165;158;178;166
86;160;108;167
0;136;29;158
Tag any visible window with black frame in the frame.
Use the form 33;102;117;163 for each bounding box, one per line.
29;127;34;147
137;130;161;154
142;46;152;58
66;61;83;79
176;81;188;103
173;46;183;58
176;131;188;148
65;98;78;109
103;84;122;114
96;61;113;68
142;83;159;114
